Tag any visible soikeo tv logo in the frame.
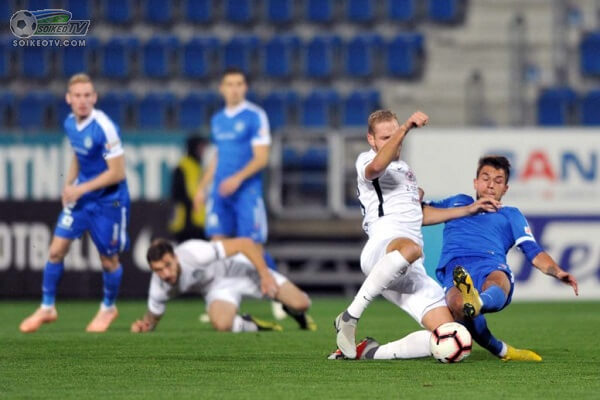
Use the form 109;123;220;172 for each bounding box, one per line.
10;9;90;42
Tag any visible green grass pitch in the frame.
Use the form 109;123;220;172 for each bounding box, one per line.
1;299;599;399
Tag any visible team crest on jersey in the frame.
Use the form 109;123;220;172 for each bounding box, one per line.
405;170;416;182
83;136;93;149
234;121;245;132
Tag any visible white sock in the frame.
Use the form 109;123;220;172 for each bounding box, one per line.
347;250;410;319
231;315;258;333
373;330;431;360
498;342;508;357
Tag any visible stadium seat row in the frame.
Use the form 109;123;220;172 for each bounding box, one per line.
2;0;467;26
580;32;600;77
0;88;380;131
537;87;600;126
1;33;425;80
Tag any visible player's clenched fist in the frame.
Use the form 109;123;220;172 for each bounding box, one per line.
404;111;429;130
131;319;152;333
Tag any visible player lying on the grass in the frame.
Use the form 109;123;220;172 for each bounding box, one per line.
332;110;500;360
427;155;578;361
20;73;130;333
131;237;317;333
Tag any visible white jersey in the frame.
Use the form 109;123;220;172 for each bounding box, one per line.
147;240;253;315
356;149;423;244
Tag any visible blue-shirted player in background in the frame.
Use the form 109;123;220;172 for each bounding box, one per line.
427;155;578;361
193;68;293;322
20;74;130;333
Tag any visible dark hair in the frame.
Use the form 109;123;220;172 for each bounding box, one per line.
221;67;248;83
477;155;511;183
146;238;174;264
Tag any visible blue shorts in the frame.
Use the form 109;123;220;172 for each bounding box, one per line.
436;256;515;310
205;186;267;243
54;200;130;256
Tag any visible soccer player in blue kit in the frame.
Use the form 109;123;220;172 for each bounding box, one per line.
429;155;579;361
193;68;292;321
20;74;130;333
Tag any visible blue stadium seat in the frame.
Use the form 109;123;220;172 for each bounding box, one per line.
386;33;424;77
55;95;72;125
305;35;342;79
306;0;334;23
223;35;259;74
225;0;255;24
345;34;383;78
18;91;54;130
184;0;213;23
266;0;294;24
0;38;13;79
102;37;139;79
138;92;176;128
427;0;465;23
347;0;376;24
66;0;93;20
537;87;578;126
145;0;174;24
60;37;98;77
178;92;218;129
342;89;380;126
580;32;600;77
26;0;50;9
0;92;15;128
143;36;179;78
97;91;135;127
104;0;133;24
301;89;340;128
581;90;600;125
182;36;219;79
389;0;416;23
263;34;300;79
262;90;299;131
20;46;52;78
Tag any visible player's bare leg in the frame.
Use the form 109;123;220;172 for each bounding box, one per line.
275;282;316;331
20;236;71;333
86;254;120;333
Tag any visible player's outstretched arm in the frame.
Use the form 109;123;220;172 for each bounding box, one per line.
194;151;217;212
422;197;500;226
218;145;269;197
531;252;579;296
221;238;278;298
365;111;428;181
131;311;162;333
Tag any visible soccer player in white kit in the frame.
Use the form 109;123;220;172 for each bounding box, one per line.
333;110;499;359
131;237;316;333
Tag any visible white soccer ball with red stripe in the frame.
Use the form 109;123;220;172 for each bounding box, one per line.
430;322;472;363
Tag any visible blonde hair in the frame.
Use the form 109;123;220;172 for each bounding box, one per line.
367;109;399;135
67;73;93;89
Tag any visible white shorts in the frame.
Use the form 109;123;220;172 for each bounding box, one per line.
360;234;447;327
204;263;288;309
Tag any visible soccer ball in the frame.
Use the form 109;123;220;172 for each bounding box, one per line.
430;322;472;363
10;11;38;39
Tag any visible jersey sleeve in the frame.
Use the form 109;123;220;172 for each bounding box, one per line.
505;207;537;246
176;240;226;267
250;107;271;146
147;273;172;316
355;151;374;182
96;112;124;160
426;194;473;209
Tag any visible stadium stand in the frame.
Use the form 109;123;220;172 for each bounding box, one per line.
581;90;600;126
537;87;578;126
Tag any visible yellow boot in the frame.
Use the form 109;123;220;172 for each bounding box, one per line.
501;345;542;362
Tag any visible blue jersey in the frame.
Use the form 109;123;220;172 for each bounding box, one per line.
63;109;129;204
210;100;270;192
428;194;540;268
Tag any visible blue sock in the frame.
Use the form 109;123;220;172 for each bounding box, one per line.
42;261;64;306
263;251;278;271
462;315;504;356
102;265;123;307
480;285;507;313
